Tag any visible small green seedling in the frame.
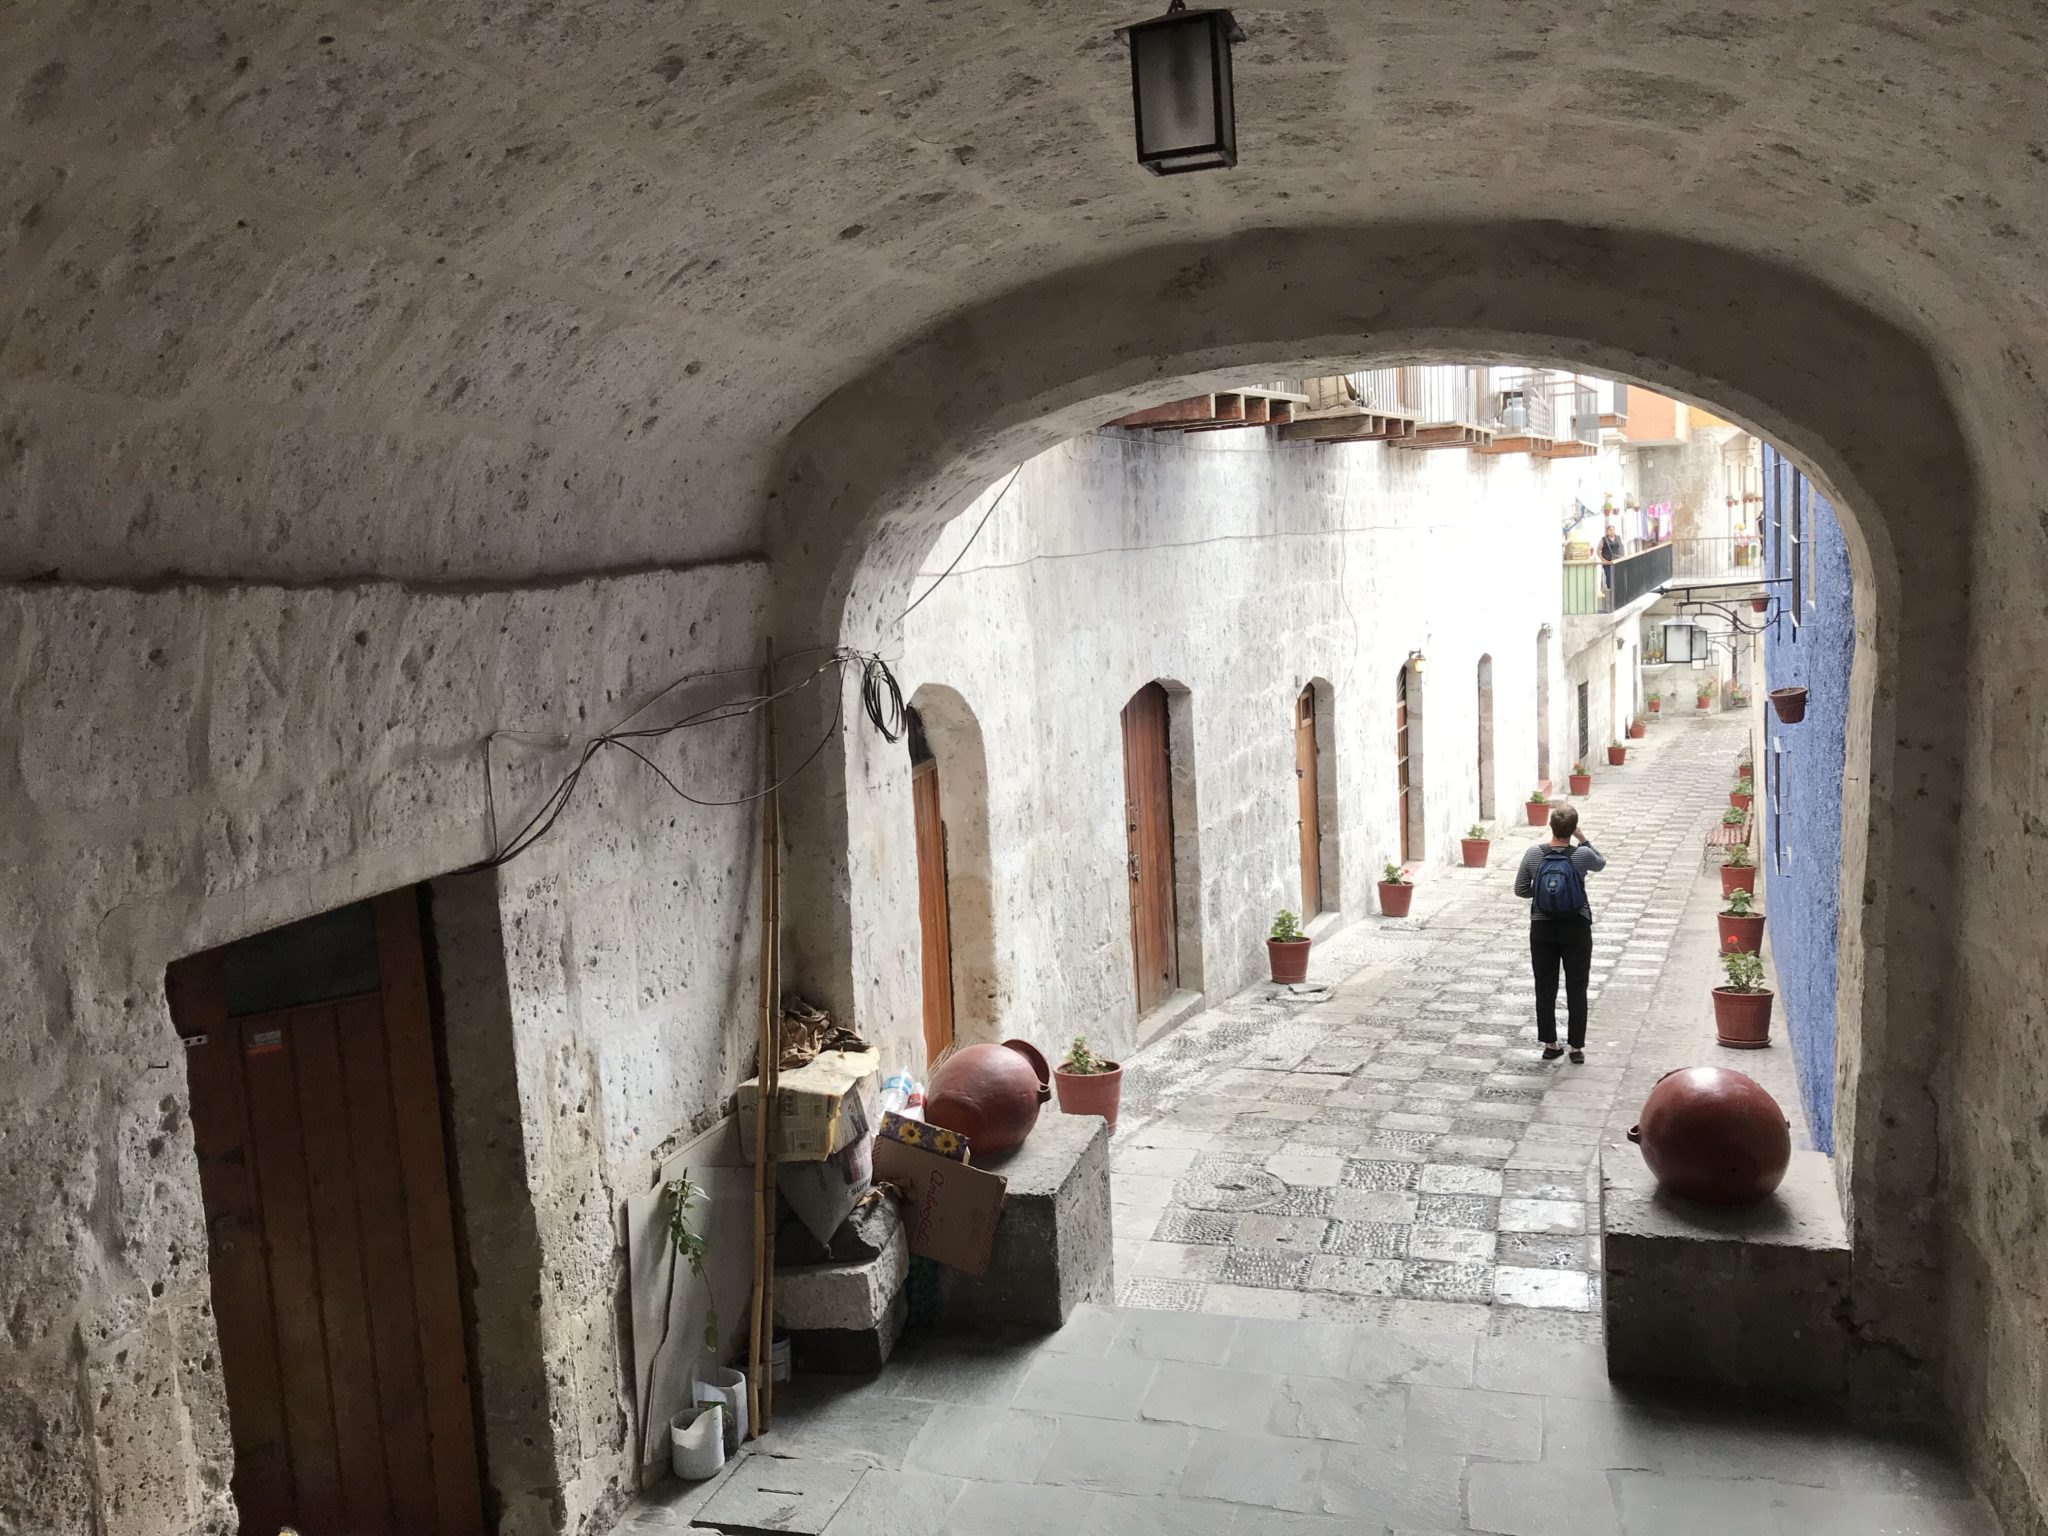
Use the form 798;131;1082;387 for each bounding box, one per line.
1061;1035;1113;1075
1382;862;1410;885
1721;951;1767;993
1271;909;1305;942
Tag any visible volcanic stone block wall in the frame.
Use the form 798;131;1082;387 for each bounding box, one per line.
0;565;767;1536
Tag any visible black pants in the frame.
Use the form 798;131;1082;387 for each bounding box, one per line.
1530;917;1593;1048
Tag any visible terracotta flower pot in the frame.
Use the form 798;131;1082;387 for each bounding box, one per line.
1377;880;1414;918
1627;720;1646;739
1717;911;1765;955
1769;686;1808;723
1752;597;1769;614
1729;791;1752;811
1711;987;1774;1048
1568;773;1591;797
1719;865;1757;897
1054;1061;1123;1131
1648;698;1661;713
1459;837;1490;868
1268;937;1311;984
1696;695;1712;710
1606;745;1627;766
1525;800;1548;826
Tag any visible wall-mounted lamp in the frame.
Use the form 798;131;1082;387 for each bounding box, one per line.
1661;621;1705;665
1124;0;1244;175
1407;650;1426;675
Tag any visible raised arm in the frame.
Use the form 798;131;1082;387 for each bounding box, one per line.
1575;840;1608;874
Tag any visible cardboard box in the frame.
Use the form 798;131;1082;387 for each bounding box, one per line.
873;1135;1007;1277
877;1110;970;1163
777;1137;873;1247
737;1047;879;1162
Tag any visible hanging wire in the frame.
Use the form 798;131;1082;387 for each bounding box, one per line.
899;466;1023;620
467;646;904;871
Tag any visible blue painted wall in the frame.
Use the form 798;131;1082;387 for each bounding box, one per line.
1760;445;1853;1151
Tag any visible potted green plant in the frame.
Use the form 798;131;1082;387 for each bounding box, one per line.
1697;677;1718;710
1718;886;1765;956
646;1175;742;1475
1377;860;1414;918
1721;805;1747;828
1627;712;1647;740
1054;1035;1123;1131
1770;685;1808;723
1607;739;1628;767
1713;950;1773;1048
1524;788;1549;827
1460;824;1490;868
1720;843;1756;897
1647;691;1662;715
1268;909;1311;983
1567;762;1592;797
1730;775;1754;812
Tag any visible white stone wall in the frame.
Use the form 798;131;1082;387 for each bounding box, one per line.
0;567;768;1536
897;427;1620;1068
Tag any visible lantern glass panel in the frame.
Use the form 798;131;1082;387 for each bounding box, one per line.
1135;16;1214;158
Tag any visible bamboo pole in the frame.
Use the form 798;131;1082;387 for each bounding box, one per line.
759;643;782;1433
746;639;778;1438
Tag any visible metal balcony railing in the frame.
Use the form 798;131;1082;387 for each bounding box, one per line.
1345;367;1411;415
1668;535;1764;581
1563;540;1675;616
1492;378;1555;438
1403;365;1490;427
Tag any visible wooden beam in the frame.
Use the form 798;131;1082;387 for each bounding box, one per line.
1108;395;1217;428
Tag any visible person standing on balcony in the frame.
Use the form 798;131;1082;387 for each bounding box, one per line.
1597;520;1625;602
1514;803;1607;1063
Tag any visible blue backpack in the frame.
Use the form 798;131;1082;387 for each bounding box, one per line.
1534;846;1587;916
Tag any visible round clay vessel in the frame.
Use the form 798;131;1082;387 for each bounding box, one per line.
925;1042;1047;1155
1629;1067;1791;1206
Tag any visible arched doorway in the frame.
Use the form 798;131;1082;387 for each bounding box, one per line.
1395;659;1424;864
1476;655;1496;822
905;706;954;1064
1122;681;1180;1016
905;685;997;1057
1296;679;1337;917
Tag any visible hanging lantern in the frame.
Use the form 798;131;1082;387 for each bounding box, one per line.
1662;621;1704;665
1124;1;1245;175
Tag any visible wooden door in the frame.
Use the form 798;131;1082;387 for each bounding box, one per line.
1395;668;1414;864
1122;683;1179;1015
1295;688;1321;919
167;891;484;1536
911;757;956;1064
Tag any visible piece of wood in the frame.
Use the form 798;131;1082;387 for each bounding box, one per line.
911;759;955;1065
291;1004;397;1536
168;953;296;1532
372;891;485;1536
337;994;439;1536
1108;395;1218;428
1121;683;1179;1015
1296;687;1321;920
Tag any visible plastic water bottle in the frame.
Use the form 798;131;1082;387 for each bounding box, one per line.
878;1072;914;1116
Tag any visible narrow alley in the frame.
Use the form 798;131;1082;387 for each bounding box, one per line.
1107;712;1808;1334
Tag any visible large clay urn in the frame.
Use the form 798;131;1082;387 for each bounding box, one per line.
1628;1067;1791;1206
924;1041;1051;1156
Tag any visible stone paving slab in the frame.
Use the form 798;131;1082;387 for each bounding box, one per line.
1109;717;1799;1338
633;1307;1994;1535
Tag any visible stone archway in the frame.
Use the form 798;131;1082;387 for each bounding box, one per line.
767;222;1967;1427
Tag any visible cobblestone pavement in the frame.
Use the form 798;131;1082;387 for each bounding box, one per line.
1107;714;1775;1341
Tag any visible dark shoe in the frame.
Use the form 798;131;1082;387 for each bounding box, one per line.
1541;1044;1565;1061
1569;1049;1586;1064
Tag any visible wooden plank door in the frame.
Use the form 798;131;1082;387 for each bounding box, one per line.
1295;688;1321;919
1395;668;1413;864
167;891;484;1536
1122;683;1179;1015
911;757;956;1064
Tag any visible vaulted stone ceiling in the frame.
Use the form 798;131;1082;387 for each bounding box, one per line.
2;0;2043;582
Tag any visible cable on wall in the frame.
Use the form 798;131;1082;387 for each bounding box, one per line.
899;466;1023;620
468;646;903;872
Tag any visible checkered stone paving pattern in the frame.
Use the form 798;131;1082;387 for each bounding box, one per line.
1108;715;1811;1341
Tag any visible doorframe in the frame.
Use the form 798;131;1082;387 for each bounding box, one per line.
1475;654;1496;823
1302;676;1339;918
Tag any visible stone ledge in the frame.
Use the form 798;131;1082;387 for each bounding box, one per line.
1601;1144;1851;1405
